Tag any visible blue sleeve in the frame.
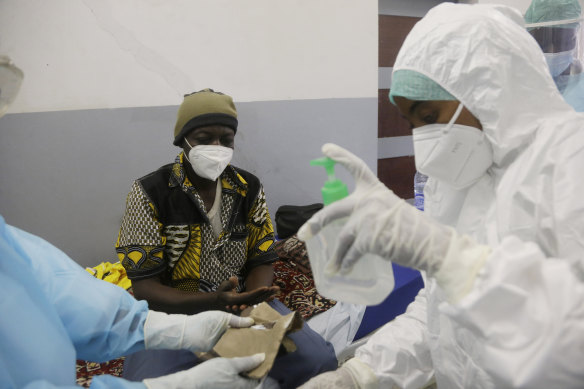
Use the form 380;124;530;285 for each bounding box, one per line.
19;378;146;389
90;376;148;389
6;225;149;361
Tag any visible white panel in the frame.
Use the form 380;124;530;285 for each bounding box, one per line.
0;0;377;113
377;136;414;159
379;67;393;89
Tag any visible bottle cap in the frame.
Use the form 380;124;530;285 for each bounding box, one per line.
310;157;349;205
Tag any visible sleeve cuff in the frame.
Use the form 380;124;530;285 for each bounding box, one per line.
343;357;380;389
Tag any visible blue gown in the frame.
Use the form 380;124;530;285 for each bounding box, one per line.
561;73;584;112
556;72;584;112
0;215;148;389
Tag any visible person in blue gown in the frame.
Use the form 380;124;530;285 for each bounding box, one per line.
525;0;584;111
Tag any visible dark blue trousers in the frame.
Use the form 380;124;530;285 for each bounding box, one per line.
123;299;337;388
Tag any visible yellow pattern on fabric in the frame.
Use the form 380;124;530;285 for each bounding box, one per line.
222;178;233;190
246;188;276;257
173;278;200;292
86;262;132;290
117;152;277;288
259;239;274;252
127;251;143;265
235;173;248;196
172;224;202;281
116;180;166;274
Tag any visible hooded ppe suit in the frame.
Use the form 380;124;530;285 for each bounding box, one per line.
302;3;584;389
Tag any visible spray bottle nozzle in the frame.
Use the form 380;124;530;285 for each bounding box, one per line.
310;157;337;180
310;156;349;205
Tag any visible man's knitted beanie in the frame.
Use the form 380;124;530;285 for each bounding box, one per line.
173;88;238;146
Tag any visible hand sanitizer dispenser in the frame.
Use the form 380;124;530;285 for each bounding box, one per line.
305;157;395;306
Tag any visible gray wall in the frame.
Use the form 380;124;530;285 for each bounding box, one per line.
0;98;376;267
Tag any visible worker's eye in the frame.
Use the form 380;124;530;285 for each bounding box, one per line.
221;136;234;146
422;113;437;125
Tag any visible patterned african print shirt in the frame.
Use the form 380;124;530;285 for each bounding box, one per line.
116;153;277;292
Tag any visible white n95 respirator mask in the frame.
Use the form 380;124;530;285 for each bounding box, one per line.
184;140;233;181
413;103;493;190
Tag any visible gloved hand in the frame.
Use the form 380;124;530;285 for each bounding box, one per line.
297;143;491;302
298;358;378;389
144;310;254;353
143;353;265;389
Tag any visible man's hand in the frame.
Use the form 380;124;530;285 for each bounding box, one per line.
216;276;279;313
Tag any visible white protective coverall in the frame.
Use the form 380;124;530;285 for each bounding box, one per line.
351;4;584;389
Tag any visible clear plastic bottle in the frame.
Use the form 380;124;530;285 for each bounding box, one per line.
414;171;428;212
304;157;394;306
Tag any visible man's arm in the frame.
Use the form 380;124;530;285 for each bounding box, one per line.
132;276;277;315
244;185;279;293
244;263;274;291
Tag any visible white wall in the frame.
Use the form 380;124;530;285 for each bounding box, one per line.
0;0;377;113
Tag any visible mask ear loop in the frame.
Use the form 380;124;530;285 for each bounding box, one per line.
183;137;194;163
442;103;465;135
443;103;470;184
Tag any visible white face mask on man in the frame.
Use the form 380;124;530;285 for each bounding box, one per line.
412;103;493;190
184;138;233;181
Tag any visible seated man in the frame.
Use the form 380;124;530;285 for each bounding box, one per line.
116;89;337;388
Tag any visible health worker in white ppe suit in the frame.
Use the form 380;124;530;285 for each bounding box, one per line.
0;56;265;389
525;0;584;112
298;3;584;389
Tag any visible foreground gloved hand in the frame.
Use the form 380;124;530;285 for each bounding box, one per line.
144;310;254;353
143;353;265;389
298;358;378;389
297;143;491;302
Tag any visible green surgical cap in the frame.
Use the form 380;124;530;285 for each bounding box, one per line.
389;70;456;105
524;0;582;28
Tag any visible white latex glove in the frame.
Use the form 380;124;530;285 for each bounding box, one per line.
299;358;378;389
297;143;491;302
144;310;254;353
143;353;265;389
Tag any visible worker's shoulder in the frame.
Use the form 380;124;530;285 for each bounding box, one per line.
135;163;175;185
540;115;584;154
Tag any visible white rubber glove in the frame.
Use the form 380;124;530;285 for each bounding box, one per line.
144;310;254;353
143;353;265;389
298;358;378;389
297;143;491;302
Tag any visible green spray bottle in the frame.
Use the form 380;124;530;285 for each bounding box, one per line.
305;156;394;305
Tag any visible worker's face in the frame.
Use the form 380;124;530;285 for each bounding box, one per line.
393;97;482;131
530;27;577;53
182;125;235;152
